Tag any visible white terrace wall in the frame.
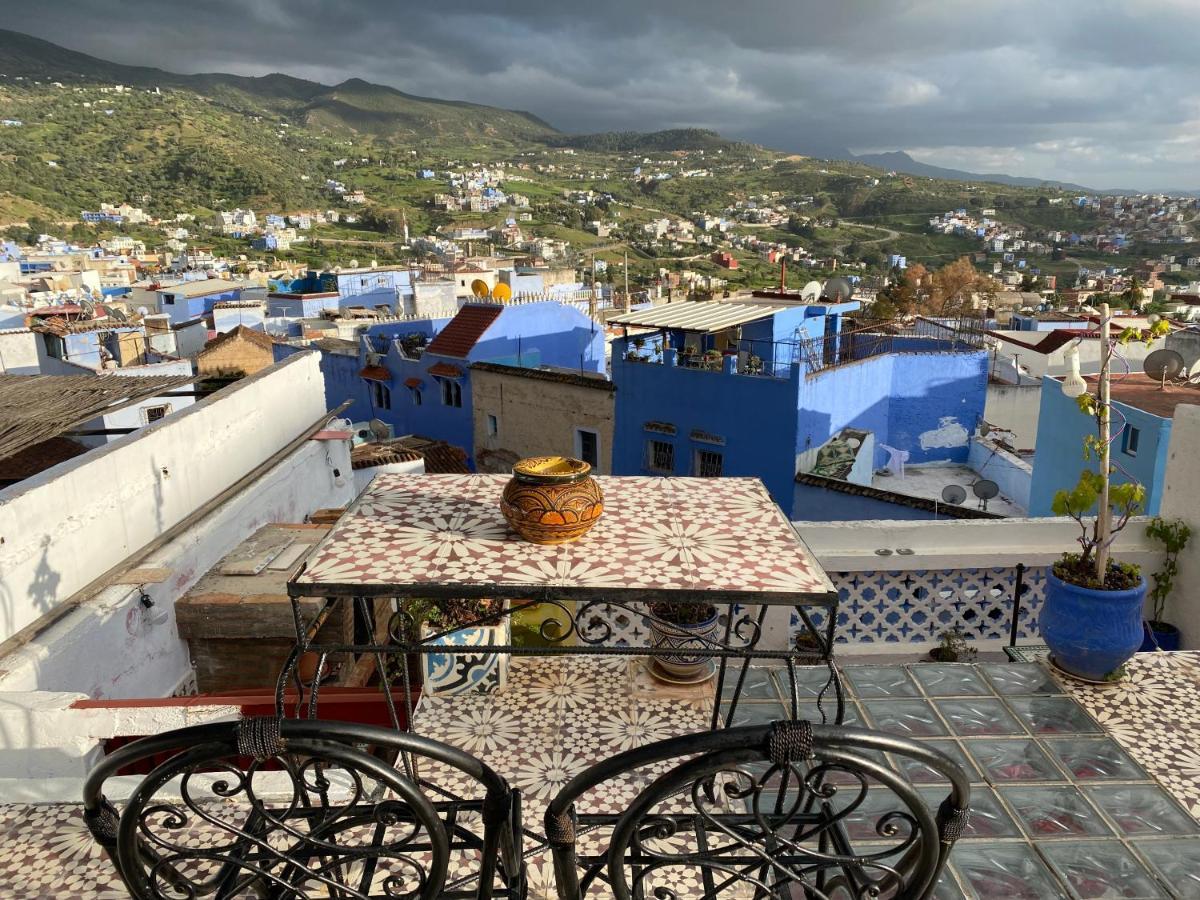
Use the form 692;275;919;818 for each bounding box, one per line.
0;352;329;646
1159;404;1200;648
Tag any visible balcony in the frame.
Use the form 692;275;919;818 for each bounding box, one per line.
4;415;1200;897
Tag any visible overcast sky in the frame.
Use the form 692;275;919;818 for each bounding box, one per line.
20;0;1200;190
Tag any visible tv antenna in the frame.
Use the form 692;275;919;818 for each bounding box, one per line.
972;479;1000;511
1142;348;1184;390
941;484;967;505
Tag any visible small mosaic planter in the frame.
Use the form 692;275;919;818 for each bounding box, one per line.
421;617;511;696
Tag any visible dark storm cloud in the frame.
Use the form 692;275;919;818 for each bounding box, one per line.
17;0;1200;189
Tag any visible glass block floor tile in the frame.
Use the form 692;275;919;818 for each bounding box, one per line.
797;699;860;726
911;664;994;697
951;842;1069;899
1042;737;1148;782
726;699;787;727
719;665;779;700
1007;695;1103;735
966;738;1067;783
843;665;921;698
1133;838;1200;898
862;699;949;737
771;664;841;699
1086;784;1200;837
936;698;1027;737
920;786;1022;839
980;662;1065;696
1000;785;1114;839
893;739;983;785
1038;840;1168;899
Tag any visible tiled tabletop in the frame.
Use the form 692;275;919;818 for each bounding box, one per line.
289;474;837;603
5;653;1200;898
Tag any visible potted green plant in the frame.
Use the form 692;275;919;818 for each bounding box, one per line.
647;600;719;682
402;598;510;696
1142;516;1191;651
1041;306;1169;681
928;627;977;663
702;348;723;371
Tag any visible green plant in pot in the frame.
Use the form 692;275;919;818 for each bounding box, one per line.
1143;516;1191;651
648;600;719;682
1041;305;1168;681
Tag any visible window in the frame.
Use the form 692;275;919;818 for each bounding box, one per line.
162;295;174;305
143;404;171;424
694;449;724;478
575;428;599;468
440;378;462;408
371;381;391;411
411;388;422;406
487;414;499;437
1123;426;1140;457
646;439;675;474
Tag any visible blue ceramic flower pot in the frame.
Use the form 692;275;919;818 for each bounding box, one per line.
1140;620;1181;652
1041;571;1147;681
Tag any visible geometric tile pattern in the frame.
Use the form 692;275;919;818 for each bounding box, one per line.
9;655;1200;898
292;474;837;603
795;565;1048;646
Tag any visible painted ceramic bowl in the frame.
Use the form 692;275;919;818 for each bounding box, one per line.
500;456;604;544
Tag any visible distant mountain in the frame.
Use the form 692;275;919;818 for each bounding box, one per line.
545;128;747;153
0;29;556;142
846;150;1098;192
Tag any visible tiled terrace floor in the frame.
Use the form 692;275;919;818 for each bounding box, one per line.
1;652;1198;898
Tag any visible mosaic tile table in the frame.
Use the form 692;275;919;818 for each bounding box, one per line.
6;653;1200;898
289;474;837;604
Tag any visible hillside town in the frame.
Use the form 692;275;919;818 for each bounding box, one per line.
3;9;1200;899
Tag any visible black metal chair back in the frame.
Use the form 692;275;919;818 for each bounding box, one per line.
545;720;970;900
83;717;524;899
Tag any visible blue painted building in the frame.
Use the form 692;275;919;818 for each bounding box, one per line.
1027;374;1183;517
609;297;989;515
156;279;243;325
275;338;375;424
1010;312;1092;332
301;301;606;460
264;292;341;319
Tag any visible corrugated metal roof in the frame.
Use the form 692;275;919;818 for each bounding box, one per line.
609;301;788;333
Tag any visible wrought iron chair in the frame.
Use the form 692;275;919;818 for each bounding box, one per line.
545;720;971;900
83;717;525;899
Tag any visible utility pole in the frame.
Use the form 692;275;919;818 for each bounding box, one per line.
1096;302;1112;579
623;249;630;312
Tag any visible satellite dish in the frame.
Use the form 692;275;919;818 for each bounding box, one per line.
137;306;149;316
941;484;967;505
1143;348;1184;388
109;306;128;323
470;278;490;298
490;282;512;303
801;280;822;301
369;418;390;440
824;277;853;301
973;479;1000;511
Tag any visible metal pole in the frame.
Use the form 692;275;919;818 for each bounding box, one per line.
1096;303;1112;579
1010;562;1026;647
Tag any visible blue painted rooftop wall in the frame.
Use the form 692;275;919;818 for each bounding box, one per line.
1028;378;1172;517
611;342;799;505
360;302;606;460
266;294;340;318
274;344;374;423
792;481;940;521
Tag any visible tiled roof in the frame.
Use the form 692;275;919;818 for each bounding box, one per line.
424;304;502;358
427;361;464;378
394;435;470;474
404;377;423;388
199;325;275;355
359;365;390;382
350;440;424;471
0;436;88;484
470;361;615;391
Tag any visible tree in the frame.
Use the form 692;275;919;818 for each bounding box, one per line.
926;256;997;316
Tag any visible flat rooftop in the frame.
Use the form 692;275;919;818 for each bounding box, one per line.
1085;372;1200;419
873;463;1026;516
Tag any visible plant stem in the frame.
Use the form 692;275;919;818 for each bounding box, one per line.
1096;303;1112;582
